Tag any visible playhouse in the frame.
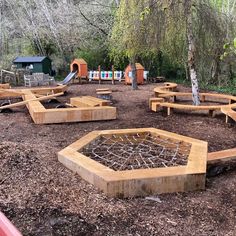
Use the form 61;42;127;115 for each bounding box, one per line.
125;63;144;85
70;58;88;80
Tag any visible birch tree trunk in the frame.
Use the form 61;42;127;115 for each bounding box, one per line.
186;0;200;105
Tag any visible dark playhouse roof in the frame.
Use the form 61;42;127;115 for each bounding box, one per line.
13;56;50;63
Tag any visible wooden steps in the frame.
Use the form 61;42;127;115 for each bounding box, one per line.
208;148;236;164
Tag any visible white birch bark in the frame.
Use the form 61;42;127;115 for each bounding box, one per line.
186;0;200;105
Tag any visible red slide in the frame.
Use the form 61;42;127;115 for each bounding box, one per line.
0;212;22;236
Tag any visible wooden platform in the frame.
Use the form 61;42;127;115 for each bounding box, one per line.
58;128;207;198
0;86;117;124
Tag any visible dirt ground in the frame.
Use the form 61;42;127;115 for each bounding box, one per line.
0;82;236;236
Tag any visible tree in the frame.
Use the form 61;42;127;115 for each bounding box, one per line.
110;0;233;103
110;0;152;89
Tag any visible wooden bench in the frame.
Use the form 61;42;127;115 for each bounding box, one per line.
96;89;112;100
70;96;109;107
151;82;236;118
221;107;236;123
149;98;164;111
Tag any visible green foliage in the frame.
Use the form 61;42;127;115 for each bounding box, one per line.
75;48;111;70
109;0;153;62
140;7;150;20
221;37;236;61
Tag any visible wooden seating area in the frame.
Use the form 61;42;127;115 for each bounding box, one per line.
150;82;236;122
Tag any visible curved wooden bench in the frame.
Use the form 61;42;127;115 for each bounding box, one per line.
156;102;236;117
151;82;236;121
153;82;177;96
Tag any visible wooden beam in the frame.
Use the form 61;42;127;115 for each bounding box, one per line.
0;89;25;97
0;92;63;110
0;83;10;89
208;148;236;164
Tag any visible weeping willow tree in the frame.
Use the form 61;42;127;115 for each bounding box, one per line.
110;0;232;104
109;0;154;89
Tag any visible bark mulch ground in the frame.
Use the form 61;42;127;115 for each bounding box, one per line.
0;82;236;236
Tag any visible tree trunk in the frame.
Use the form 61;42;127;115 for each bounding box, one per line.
130;58;138;90
186;0;200;105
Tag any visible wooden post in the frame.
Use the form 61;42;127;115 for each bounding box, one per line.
208;110;214;117
0;70;3;83
112;65;115;85
14;71;18;85
98;65;101;84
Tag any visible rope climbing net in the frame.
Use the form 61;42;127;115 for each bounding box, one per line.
80;132;191;171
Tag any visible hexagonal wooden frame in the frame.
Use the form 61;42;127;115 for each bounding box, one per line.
58;128;208;198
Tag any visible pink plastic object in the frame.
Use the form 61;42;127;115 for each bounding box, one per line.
0;212;22;236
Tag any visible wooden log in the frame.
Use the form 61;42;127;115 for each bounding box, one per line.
0;92;63;110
